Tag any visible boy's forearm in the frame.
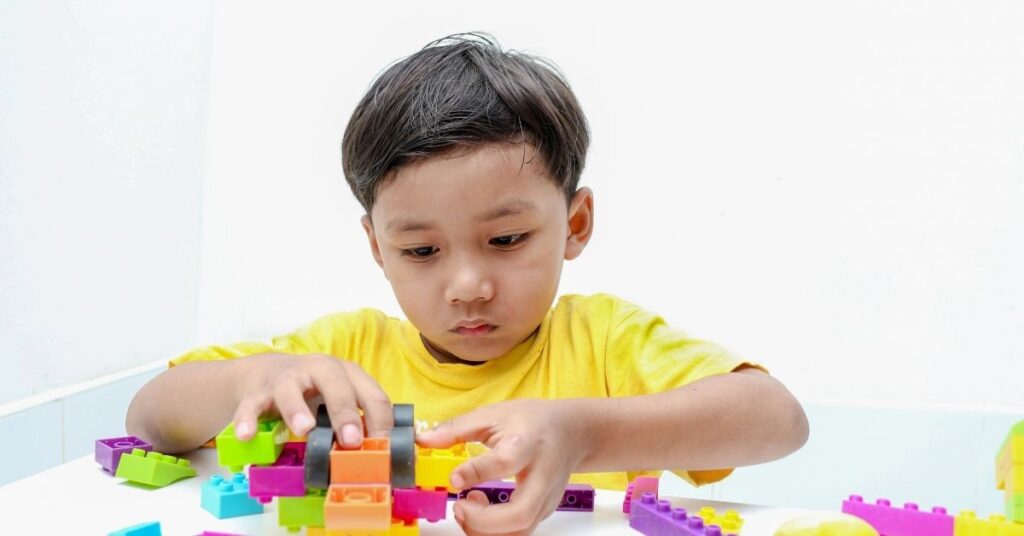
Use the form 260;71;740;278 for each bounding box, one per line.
571;370;809;473
125;359;246;454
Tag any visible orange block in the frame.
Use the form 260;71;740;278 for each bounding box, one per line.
331;438;390;484
325;484;392;531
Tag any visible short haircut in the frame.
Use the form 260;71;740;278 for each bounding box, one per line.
342;32;590;212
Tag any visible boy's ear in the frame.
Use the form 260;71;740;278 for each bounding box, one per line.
361;215;385;270
565;187;594;261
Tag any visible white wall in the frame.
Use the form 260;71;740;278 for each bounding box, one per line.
201;0;1024;410
0;0;212;404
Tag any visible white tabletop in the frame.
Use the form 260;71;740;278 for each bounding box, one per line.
0;448;822;534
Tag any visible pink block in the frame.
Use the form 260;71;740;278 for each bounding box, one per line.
393;487;447;523
248;442;307;504
624;476;659;514
842;495;953;536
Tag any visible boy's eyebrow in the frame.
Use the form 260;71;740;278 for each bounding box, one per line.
385;198;538;234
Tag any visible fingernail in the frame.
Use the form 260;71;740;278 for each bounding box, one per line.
292;413;314;433
235;422;251;438
450;473;465;489
342;424;361;445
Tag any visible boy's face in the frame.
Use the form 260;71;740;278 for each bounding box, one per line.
362;143;593;364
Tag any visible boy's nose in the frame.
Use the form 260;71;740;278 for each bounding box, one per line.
444;264;495;304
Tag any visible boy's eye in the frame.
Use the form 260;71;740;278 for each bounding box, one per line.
402;246;438;258
490;233;528;248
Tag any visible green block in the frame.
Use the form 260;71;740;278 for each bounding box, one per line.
114;448;196;487
1008;491;1024;523
216;419;288;472
278;489;326;531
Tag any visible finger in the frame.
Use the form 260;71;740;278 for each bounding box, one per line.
416;409;494;448
273;381;317;437
232;393;273;441
311;359;363;448
452;435;533;489
344;362;394;437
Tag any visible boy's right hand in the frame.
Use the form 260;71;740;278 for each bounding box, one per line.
230;353;393;447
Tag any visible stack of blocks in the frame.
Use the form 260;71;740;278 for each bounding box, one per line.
997;420;1024;524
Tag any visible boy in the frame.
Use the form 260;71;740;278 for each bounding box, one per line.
127;33;808;535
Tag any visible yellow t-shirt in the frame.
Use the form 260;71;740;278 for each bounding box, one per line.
171;293;760;490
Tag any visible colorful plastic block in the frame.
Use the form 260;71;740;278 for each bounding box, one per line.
773;513;878;536
457;480;594;512
997;421;1024;491
841;495;953;536
393;487;447;522
96;436;152;473
249;441;307;503
201;473;264;519
114;448;196;487
955;510;1024;536
625;476;660;514
107;521;162;536
216;419;288;472
331;437;391;484
387;518;420;536
630;493;737;535
324;484;392;531
415;444;469;491
698;507;744;533
279;489;326;532
1007;491;1023;523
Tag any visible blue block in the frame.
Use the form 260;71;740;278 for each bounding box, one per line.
108;521;162;536
201;473;265;519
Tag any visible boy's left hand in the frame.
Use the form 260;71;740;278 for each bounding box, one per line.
416;398;589;536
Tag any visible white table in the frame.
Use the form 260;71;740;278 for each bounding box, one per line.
0;448;822;534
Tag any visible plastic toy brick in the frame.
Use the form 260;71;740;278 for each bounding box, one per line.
772;513;878;536
457;480;594;512
216;419;288;472
997;420;1024;490
96;436;152;473
415;444;469;491
955;510;1024;536
458;480;516;504
249;441;307;503
388;518;420;536
391;425;416;488
625;476;660;514
841;495;953;536
331;437;391;484
324;484;392;531
279;488;326;532
201;473;264;519
696;507;743;533
1007;491;1024;523
107;521;162;536
393;487;447;522
630;493;738;535
114;448;197;487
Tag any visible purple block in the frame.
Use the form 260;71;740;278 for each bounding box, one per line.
248;442;306;503
393;487;448;522
842;495;954;536
630;493;734;536
458;480;516;504
457;481;595;512
95;436;152;473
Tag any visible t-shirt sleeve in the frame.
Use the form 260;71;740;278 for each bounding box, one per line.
603;296;767;486
168;308;384;367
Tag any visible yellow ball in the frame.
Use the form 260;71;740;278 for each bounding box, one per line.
774;513;878;536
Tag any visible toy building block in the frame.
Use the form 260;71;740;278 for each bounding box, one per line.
955;510;1024;536
96;436;152;474
115;448;196;487
630;493;738;536
391;425;416;488
625;476;660;514
457;480;594;512
324;484;392;531
331;437;391;484
388;518;420;536
697;507;744;533
107;521;162;536
393;487;447;522
201;473;264;519
249;441;307;503
1007;491;1024;523
997;421;1024;490
279;488;326;532
773;513;878;536
216;419;288;472
415;444;469;492
841;495;953;536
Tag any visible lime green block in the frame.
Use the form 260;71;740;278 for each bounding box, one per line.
278;489;326;532
216;419;288;472
114;448;197;487
1008;491;1024;523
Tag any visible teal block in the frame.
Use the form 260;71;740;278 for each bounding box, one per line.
108;521;161;536
201;473;264;519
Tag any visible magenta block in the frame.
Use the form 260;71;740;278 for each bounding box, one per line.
248;442;306;503
624;476;660;514
630;493;735;536
95;436;152;473
457;480;594;512
393;487;447;522
842;495;954;536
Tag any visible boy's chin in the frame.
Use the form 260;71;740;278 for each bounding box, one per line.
422;334;511;364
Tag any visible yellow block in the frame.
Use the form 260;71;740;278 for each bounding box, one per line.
698;506;745;533
774;513;878;536
955;510;1024;536
998;463;1024;493
996;422;1024;488
415;444;470;492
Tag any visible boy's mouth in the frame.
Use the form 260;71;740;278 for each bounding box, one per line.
452;320;497;337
